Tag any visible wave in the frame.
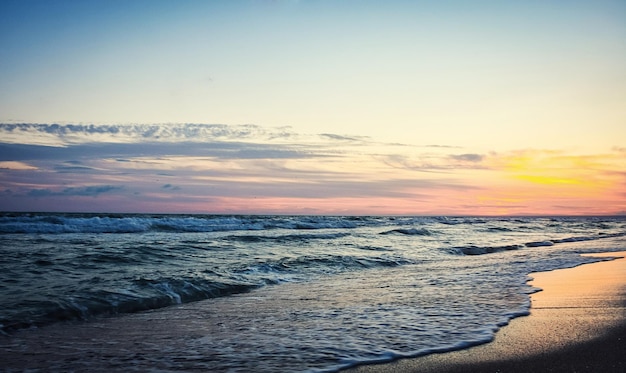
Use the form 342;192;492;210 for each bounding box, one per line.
0;214;369;234
453;244;525;255
223;231;352;243
485;227;513;232
5;213;621;235
235;254;415;281
0;252;415;333
380;228;433;236
0;213;478;235
453;232;626;256
524;240;554;247
0;277;258;333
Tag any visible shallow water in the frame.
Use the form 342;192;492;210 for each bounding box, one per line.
1;214;625;371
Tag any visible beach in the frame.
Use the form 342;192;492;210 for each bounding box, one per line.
1;215;625;372
348;251;626;373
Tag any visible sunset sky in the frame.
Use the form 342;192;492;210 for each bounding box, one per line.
1;0;625;215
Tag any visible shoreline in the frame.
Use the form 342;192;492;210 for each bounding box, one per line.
346;251;626;372
1;251;624;372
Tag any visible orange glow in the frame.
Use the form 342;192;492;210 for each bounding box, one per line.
2;134;624;215
514;175;581;185
98;149;625;215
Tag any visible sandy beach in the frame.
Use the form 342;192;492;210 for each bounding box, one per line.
348;251;626;373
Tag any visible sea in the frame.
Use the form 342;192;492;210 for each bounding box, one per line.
0;213;625;372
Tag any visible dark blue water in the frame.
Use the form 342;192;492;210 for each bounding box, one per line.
1;213;625;371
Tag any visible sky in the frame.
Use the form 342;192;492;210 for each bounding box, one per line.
0;0;625;215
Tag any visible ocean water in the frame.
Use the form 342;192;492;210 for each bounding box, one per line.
0;213;625;372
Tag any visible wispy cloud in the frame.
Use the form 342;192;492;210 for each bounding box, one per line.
379;152;489;172
0;161;37;170
318;133;369;142
27;185;123;198
0;123;301;146
449;153;484;163
0;123;623;215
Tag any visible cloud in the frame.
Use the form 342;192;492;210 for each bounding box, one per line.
318;133;368;142
0;143;67;161
449;153;484;162
380;152;488;172
54;165;97;173
424;144;462;149
0;124;464;168
27;185;123;197
0;161;37;170
201;179;426;199
0;141;319;163
1;123;623;215
54;161;100;173
0;123;298;146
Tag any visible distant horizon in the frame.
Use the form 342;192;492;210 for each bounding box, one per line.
1;209;624;218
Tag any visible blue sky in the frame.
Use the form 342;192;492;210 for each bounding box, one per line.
1;1;625;214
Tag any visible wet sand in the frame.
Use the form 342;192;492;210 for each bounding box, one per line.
347;251;626;373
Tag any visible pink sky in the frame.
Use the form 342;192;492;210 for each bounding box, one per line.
1;124;624;215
